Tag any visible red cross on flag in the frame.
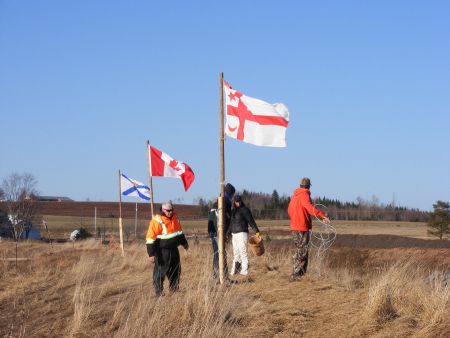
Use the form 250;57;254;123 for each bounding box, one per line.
149;145;195;191
224;81;289;147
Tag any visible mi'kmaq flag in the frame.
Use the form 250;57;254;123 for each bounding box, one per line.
149;146;195;191
120;173;151;201
224;81;289;147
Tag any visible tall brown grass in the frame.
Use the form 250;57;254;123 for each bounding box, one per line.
361;261;449;337
0;239;449;337
64;242;252;337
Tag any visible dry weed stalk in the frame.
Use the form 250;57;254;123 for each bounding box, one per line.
70;254;103;335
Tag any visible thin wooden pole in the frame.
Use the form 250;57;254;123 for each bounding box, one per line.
118;170;125;257
43;220;54;252
146;141;155;216
218;72;226;284
15;240;18;270
134;202;138;239
94;207;97;239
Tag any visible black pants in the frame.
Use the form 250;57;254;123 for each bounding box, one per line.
292;231;310;277
153;247;181;296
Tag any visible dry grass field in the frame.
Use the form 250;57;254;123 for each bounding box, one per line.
0;235;449;337
41;215;433;240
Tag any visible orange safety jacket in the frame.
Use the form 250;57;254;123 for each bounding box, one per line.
288;188;326;231
146;213;188;256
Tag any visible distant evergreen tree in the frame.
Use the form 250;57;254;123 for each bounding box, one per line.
198;190;429;222
271;190;280;207
427;200;450;239
197;198;209;217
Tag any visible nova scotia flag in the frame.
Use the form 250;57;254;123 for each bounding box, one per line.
120;173;151;201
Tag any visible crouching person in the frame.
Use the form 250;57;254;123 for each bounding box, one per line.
146;201;189;297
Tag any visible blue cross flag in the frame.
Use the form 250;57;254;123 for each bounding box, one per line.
120;173;151;201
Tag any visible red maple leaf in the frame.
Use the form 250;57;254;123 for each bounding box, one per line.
169;160;181;171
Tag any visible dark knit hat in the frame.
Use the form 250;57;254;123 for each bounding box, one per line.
233;194;242;202
225;183;236;195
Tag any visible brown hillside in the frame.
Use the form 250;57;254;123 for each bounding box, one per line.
0;201;201;219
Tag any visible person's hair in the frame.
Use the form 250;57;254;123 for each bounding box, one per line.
300;177;311;188
161;201;174;211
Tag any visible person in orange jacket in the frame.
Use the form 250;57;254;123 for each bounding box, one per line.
288;177;330;280
146;201;189;296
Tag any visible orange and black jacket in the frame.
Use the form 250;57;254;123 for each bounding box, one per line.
145;212;188;256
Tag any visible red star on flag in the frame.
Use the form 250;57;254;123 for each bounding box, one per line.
228;91;238;102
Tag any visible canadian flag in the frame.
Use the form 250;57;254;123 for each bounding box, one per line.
224;81;289;147
149;146;195;191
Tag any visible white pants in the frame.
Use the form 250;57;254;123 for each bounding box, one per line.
231;232;249;275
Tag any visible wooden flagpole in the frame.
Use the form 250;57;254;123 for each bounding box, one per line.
118;170;125;256
146;141;155;216
43;220;54;252
134;202;138;240
218;72;226;284
94;207;97;239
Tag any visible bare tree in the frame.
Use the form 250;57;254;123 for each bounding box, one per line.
1;173;38;240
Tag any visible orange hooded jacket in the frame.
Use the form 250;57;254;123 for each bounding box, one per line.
145;213;187;256
288;188;325;231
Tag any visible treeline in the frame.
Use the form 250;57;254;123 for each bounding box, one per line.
198;190;428;222
313;196;428;222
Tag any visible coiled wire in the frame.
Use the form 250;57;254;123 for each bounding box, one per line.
310;204;337;262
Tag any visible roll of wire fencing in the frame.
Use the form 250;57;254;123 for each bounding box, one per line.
310;204;337;274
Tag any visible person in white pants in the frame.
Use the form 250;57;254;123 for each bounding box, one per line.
231;231;249;275
227;195;260;276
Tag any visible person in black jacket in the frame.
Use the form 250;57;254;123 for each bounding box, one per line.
227;194;260;276
208;183;235;279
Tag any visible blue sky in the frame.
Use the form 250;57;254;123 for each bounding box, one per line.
1;1;449;211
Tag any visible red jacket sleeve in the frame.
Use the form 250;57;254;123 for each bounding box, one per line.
300;193;325;219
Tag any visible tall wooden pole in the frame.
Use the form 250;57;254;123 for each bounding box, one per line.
146;141;155;216
218;72;226;284
118;170;125;257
